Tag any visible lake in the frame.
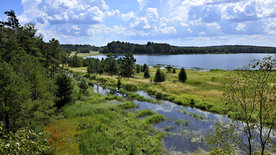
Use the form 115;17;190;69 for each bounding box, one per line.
87;53;275;70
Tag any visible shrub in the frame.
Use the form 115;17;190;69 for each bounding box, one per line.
0;122;50;154
124;84;138;91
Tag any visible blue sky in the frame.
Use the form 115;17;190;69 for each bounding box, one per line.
0;0;276;46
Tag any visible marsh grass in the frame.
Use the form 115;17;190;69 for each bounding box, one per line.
134;109;155;118
46;91;165;154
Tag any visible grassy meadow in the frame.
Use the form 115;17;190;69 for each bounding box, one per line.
69;51;101;57
70;67;231;114
46;85;165;154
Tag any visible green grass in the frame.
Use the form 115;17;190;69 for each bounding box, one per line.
134;109;155;118
70;51;101;57
46;92;165;154
143;114;165;125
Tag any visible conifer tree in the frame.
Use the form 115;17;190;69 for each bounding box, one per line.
154;68;165;82
144;67;150;78
172;68;176;73
178;67;187;82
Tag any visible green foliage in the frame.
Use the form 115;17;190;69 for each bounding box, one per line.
216;57;276;154
117;78;121;89
106;54;118;76
142;64;148;72
154;68;166;82
143;114;165;124
0;122;50;154
57;92;165;154
134;109;154;118
68;54;83;67
79;78;88;95
172;68;176;73
124;83;138;91
0;11;64;134
165;65;173;73
118;53;136;77
55;74;73;108
135;64;140;73
102;41;276;54
206;122;237;154
144;67;150;78
178;67;187;82
117;101;136;109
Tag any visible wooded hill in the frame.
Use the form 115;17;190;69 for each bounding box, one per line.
101;41;276;54
61;44;100;53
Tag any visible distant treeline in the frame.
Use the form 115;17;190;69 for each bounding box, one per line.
101;41;276;54
61;44;100;53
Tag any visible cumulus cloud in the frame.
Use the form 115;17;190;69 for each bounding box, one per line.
16;0;276;46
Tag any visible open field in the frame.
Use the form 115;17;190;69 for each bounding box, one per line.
69;51;101;57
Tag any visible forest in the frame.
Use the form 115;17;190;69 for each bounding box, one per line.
60;44;100;53
101;41;276;54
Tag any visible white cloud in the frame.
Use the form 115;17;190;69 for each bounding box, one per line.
130;17;151;30
236;23;247;31
160;26;176;34
16;0;276;46
145;8;159;21
121;12;135;21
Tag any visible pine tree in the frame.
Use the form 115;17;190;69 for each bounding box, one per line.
136;64;140;73
119;53;136;77
154;68;165;82
144;67;150;78
178;67;187;82
172;68;176;73
55;74;73;108
142;64;148;72
79;78;88;95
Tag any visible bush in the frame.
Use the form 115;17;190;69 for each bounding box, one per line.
124;84;138;91
156;92;163;99
0;122;50;154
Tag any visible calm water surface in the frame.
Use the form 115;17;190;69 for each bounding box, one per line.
87;53;275;70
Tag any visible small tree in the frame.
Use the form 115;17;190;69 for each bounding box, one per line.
55;74;73;108
142;64;148;72
144;67;150;78
117;78;121;89
208;57;276;155
165;65;173;73
178;67;187;82
172;68;176;73
79;78;88;95
136;64;140;74
154;68;165;82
